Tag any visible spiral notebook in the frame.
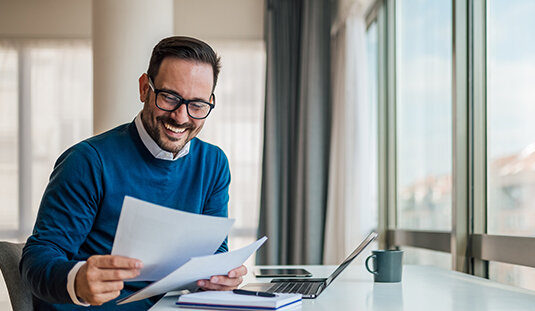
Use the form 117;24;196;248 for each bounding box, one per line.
176;290;302;310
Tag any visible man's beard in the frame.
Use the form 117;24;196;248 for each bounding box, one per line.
146;115;194;154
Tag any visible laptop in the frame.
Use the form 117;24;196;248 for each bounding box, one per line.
242;231;378;299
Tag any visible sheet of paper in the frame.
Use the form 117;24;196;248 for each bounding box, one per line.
118;236;267;305
111;196;235;281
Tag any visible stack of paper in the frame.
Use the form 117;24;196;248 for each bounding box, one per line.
177;291;302;310
110;196;268;305
112;196;235;281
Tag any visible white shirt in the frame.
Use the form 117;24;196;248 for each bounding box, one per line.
67;111;190;305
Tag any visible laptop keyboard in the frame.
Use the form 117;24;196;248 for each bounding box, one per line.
268;282;314;294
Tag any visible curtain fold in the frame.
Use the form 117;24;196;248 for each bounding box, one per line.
323;4;377;264
257;0;331;265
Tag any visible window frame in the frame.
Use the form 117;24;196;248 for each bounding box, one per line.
370;0;535;279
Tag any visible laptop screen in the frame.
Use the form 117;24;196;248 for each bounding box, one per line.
324;231;378;286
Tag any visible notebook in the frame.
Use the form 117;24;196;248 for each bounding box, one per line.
176;290;302;310
242;231;378;298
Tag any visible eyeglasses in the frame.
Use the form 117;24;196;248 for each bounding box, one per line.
148;77;215;119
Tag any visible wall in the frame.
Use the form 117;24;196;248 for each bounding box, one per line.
0;0;91;37
0;0;263;40
174;0;264;41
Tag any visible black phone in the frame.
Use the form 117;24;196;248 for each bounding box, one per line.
254;268;313;278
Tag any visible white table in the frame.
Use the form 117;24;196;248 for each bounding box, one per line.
150;265;535;310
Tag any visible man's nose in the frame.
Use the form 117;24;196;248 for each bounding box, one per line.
171;103;190;124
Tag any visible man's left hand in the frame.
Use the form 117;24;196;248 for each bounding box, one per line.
197;265;248;290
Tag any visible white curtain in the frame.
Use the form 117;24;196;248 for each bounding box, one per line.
0;39;92;239
198;40;266;267
324;3;377;264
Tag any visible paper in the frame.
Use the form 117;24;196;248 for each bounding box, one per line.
111;196;235;281
118;236;267;305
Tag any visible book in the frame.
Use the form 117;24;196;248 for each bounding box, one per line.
176;290;302;310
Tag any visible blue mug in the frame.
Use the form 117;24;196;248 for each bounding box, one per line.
365;250;403;282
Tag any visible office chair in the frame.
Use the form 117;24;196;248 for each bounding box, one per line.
0;242;33;311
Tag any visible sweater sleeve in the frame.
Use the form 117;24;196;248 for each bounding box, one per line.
203;147;231;253
20;141;103;304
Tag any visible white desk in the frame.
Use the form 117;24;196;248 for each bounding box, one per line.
150;265;535;310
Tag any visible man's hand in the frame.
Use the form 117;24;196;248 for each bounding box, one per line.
197;265;248;291
75;255;143;305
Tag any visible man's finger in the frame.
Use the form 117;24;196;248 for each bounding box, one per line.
228;265;247;278
198;279;237;291
89;255;143;269
95;280;124;293
210;275;243;287
96;268;140;281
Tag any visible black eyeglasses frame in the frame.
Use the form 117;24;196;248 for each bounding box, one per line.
148;76;215;120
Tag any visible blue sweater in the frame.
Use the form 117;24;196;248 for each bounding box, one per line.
20;121;230;310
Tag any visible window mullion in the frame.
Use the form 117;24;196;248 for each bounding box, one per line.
452;0;470;273
471;0;488;278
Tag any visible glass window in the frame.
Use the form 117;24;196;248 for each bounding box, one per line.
487;0;535;291
29;41;93;218
396;0;453;231
0;43;18;232
0;40;92;239
489;262;535;292
402;246;451;269
198;41;266;266
487;0;535;237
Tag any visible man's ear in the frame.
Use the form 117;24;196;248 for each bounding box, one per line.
139;73;150;103
210;93;216;106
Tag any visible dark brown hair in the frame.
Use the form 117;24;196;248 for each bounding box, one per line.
147;36;221;92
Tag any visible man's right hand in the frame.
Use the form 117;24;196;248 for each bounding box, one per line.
74;255;143;305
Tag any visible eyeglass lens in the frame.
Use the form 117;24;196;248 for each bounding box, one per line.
156;91;211;119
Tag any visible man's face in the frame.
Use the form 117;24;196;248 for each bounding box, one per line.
139;57;214;154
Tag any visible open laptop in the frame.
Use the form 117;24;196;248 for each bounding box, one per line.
242;231;378;299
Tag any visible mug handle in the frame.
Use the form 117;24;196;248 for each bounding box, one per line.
365;254;378;275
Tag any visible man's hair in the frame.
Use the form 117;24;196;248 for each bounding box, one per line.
147;36;221;92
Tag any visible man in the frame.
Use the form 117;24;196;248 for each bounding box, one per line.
20;36;246;310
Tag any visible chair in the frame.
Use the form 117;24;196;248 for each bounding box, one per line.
0;242;33;311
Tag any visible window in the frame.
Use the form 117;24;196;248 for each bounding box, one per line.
377;0;535;291
197;41;266;265
0;43;18;232
0;40;92;240
487;0;535;237
395;0;453;232
487;0;535;288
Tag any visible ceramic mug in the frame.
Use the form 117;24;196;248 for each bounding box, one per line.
365;250;403;282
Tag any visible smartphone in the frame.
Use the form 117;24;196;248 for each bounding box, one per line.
254;268;313;278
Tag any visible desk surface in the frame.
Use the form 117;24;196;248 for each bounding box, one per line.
150;265;535;311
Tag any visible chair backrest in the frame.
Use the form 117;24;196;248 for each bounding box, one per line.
0;242;33;311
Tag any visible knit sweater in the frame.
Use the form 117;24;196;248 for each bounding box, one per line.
20;121;230;310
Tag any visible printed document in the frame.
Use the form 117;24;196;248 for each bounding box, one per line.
111;196;235;281
118;236;267;304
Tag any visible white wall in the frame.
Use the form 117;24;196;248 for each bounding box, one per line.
174;0;264;41
0;0;263;40
0;0;91;37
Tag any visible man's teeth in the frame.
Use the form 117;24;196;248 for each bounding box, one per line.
164;122;186;133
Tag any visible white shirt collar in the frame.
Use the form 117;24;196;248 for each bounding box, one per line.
134;112;190;161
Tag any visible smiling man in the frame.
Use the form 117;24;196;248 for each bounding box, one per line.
20;37;246;310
